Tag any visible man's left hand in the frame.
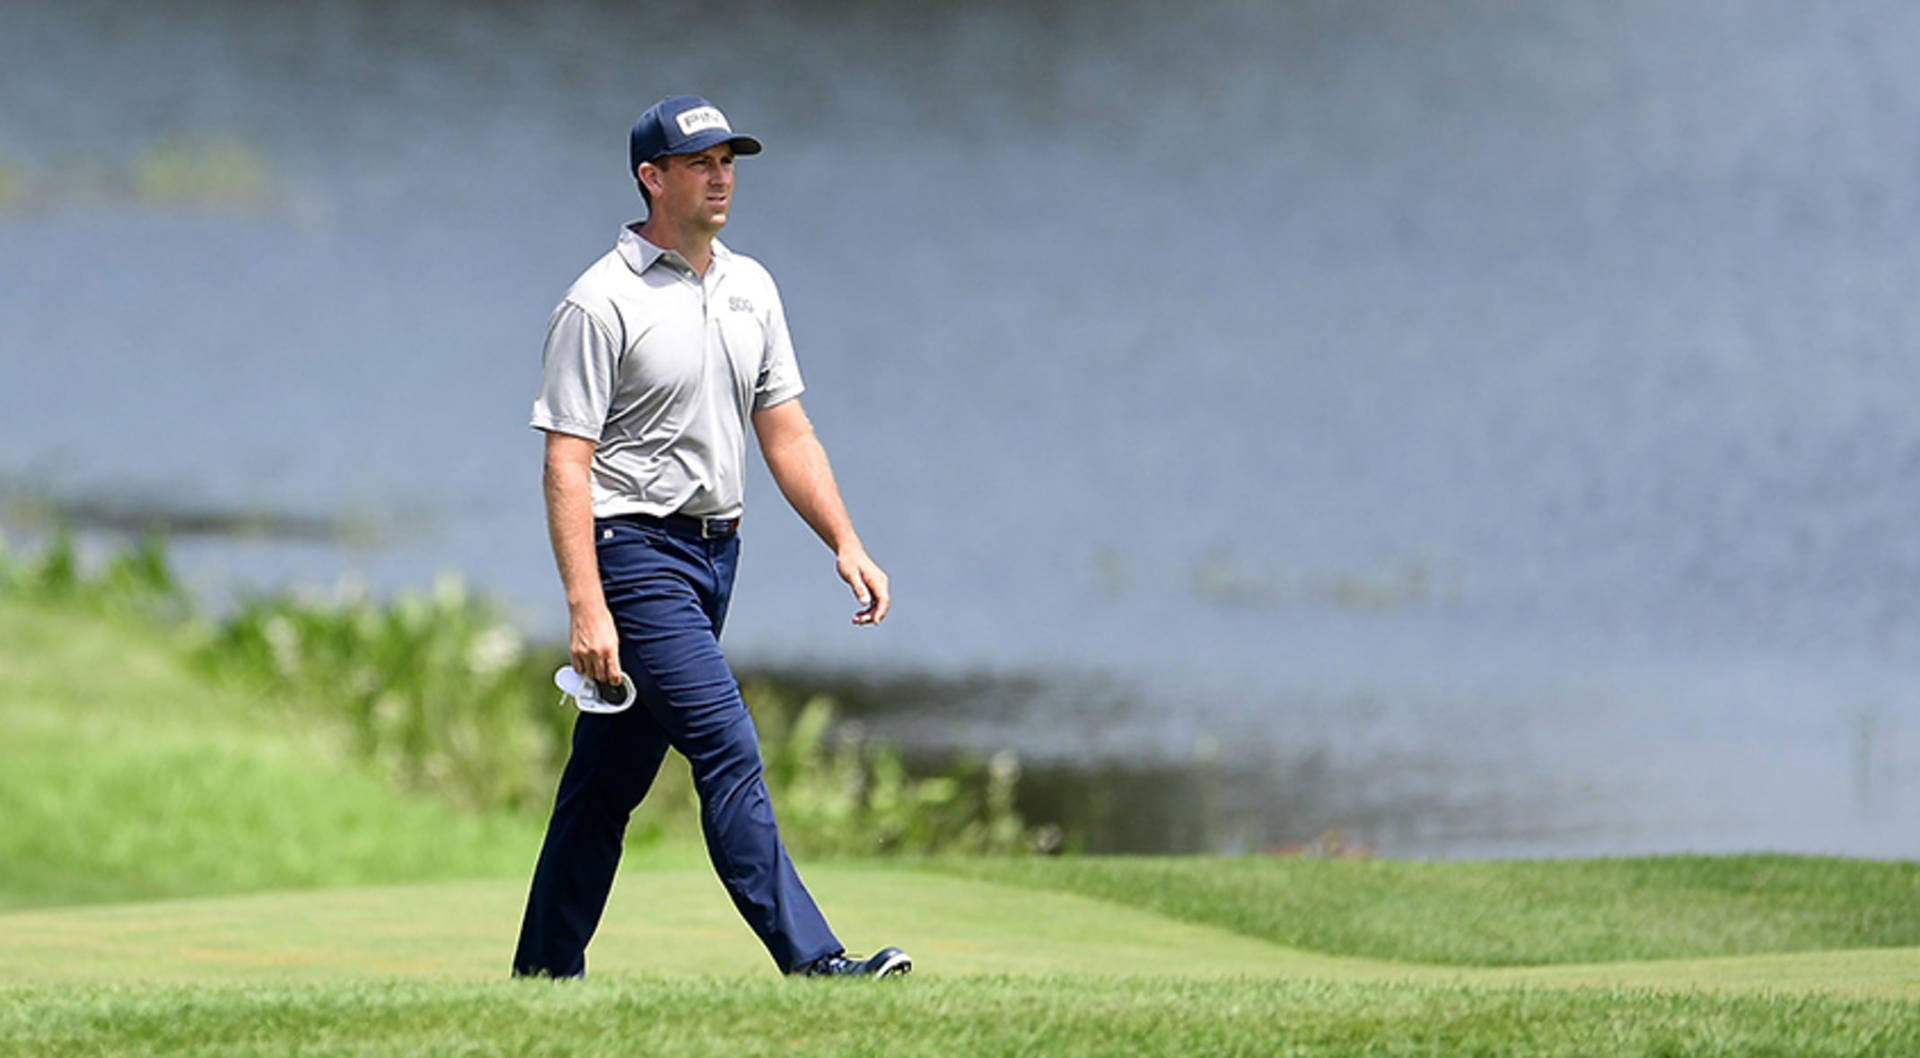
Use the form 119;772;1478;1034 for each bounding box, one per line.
837;547;890;626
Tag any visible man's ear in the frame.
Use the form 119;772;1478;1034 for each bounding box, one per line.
637;159;665;197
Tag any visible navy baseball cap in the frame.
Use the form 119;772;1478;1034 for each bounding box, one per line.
628;95;763;173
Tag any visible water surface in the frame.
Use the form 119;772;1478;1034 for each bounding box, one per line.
3;0;1916;855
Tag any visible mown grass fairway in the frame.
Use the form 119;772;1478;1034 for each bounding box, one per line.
0;869;1368;984
8;975;1919;1058
934;854;1920;965
4;589;1918;1055
14;863;1915;997
3;867;1918;1056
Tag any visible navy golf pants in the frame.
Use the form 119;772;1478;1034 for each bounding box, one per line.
512;516;841;977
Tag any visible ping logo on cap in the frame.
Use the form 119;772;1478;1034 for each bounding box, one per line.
676;106;731;136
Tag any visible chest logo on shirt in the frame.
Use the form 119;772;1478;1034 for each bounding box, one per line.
728;296;754;314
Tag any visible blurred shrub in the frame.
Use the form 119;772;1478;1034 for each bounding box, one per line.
133;137;276;209
741;682;1027;856
203;575;569;815
0;535;1034;855
2;531;189;624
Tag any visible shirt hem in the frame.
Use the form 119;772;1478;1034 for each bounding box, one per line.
753;383;805;412
593;500;746;522
530;415;603;440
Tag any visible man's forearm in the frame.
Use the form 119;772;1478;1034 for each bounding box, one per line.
753;398;889;624
543;432;625;678
544;457;606;611
763;429;861;554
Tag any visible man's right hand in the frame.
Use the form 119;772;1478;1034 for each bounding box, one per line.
569;602;624;684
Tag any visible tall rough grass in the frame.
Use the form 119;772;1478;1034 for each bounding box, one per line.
0;533;1035;856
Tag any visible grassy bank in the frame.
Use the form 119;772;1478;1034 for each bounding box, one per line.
0;595;542;908
1;536;1033;859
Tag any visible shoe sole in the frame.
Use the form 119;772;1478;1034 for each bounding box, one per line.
874;951;912;978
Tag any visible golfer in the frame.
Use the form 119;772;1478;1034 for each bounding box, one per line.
512;94;909;980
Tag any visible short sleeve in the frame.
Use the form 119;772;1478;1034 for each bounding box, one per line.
753;284;805;411
530;300;620;439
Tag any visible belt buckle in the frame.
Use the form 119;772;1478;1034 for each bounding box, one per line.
700;516;731;540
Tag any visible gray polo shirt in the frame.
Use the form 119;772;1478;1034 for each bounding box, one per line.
530;223;805;520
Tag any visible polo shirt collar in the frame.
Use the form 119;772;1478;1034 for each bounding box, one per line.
616;222;731;276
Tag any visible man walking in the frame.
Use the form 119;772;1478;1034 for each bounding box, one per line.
513;94;909;980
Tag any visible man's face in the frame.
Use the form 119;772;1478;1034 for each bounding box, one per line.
644;143;735;232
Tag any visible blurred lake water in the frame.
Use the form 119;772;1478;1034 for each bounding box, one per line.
3;0;1916;856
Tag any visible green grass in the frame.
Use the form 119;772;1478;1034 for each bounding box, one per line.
931;854;1920;966
5;590;1919;1056
0;870;1328;985
0;597;542;909
5;976;1916;1058
2;866;1917;1056
4;866;1917;996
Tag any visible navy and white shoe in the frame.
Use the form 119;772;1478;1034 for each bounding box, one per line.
796;946;912;979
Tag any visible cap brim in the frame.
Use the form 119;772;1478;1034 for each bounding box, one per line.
671;129;763;157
